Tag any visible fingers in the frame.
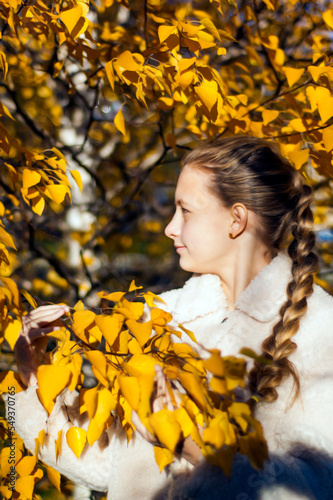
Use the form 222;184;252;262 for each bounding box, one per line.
131;410;155;443
153;365;174;413
21;305;70;339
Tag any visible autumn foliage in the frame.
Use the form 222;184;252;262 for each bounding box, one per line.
0;280;268;498
0;0;333;498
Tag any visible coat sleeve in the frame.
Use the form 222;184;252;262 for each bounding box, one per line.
4;385;170;498
4;385;113;491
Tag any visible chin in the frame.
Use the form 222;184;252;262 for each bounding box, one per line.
179;260;200;274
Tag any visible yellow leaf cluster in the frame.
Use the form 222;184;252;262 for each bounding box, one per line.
5;281;267;483
0;419;44;498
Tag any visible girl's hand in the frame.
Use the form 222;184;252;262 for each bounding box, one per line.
131;365;173;444
19;304;70;344
15;304;70;387
132;365;201;466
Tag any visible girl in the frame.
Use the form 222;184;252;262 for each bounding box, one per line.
7;136;333;499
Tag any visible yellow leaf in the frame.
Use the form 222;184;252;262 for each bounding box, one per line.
38;428;45;447
262;109;279;126
114;108;126;136
274;48;285;66
47;466;61;492
178;57;196;74
66;427;87;458
200;18;221;41
0;226;16;250
71;16;89;39
60;6;83;34
72;310;96;340
142;291;165;308
288;149;309;170
1;447;23;476
289;118;307;132
203;349;225;377
97;290;126;302
79;386;98;418
16;455;36;476
150;307;172;326
174;407;194;438
119;328;128;353
4;318;21;350
70;170;83;192
0;370;24;394
316;87;333;123
119;376;140;410
283;67;305;87
209;376;227;394
1;276;21;308
116;51;142;72
118;299;144;320
55;430;62;459
178;71;195;90
308;65;330;83
15;476;35;499
217;28;237;42
262;0;275;10
128;279;143;292
228;402;251;432
126;319;152;346
85;350;109;382
179;323;197;344
36;365;72;414
31;195;45;216
123;353;159;377
73;300;84;311
128;337;142;354
203;422;225;450
87;389;116;445
46;184;68;204
217;47;227;55
158;25;177;44
323;9;333;29
22;169;41;189
105;60;115;90
195;80;218;112
149;409;181;453
322;128;333;151
0;51;8;80
20;290;37;309
197;30;215;45
205;410;236;449
95;314;123;346
154;446;174;472
178;372;206;409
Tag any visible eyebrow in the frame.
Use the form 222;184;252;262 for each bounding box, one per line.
175;198;192;207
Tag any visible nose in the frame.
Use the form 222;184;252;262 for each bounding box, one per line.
165;211;180;240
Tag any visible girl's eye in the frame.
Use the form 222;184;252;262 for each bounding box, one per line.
181;207;189;214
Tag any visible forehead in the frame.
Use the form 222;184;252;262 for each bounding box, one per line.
175;166;216;208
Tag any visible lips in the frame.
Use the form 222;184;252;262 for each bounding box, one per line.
175;245;186;252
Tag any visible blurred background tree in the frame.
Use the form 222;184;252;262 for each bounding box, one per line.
0;0;333;307
1;0;333;497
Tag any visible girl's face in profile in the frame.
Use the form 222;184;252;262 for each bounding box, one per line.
165;166;235;277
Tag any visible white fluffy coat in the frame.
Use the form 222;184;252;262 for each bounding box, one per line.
6;254;333;499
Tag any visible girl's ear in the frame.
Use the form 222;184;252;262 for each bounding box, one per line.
229;203;248;238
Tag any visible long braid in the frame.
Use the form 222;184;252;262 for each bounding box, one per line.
249;181;319;403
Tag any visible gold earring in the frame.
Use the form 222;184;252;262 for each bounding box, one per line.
229;232;235;239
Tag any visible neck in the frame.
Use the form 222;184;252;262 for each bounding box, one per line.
218;240;273;310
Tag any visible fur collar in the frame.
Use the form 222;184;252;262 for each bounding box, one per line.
163;253;292;324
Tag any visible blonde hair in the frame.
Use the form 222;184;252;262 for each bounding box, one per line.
182;136;318;405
